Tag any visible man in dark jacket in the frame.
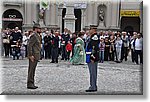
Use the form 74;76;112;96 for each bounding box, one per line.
44;31;52;59
27;23;41;89
51;31;59;63
61;28;70;60
10;27;23;60
86;25;99;92
10;27;22;44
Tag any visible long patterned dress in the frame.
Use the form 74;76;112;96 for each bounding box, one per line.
70;37;86;65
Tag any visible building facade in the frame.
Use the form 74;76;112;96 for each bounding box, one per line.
0;0;143;33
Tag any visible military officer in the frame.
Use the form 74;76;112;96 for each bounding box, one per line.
85;25;100;92
27;23;41;89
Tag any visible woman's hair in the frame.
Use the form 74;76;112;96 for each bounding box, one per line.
28;30;33;35
78;32;84;37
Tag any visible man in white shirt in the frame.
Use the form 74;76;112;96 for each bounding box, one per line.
134;33;143;64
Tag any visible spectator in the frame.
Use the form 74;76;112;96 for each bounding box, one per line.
121;32;129;62
10;27;23;60
51;32;59;63
104;37;110;61
134;33;143;65
99;38;105;63
2;30;10;57
130;34;137;63
109;35;115;61
20;43;26;59
22;31;30;57
44;31;52;59
115;35;123;63
66;41;72;60
70;32;77;57
61;28;70;60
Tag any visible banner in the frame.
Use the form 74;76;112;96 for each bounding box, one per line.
40;0;49;10
120;10;140;17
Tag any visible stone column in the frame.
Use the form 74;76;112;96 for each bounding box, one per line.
110;2;119;29
24;2;31;25
81;9;85;30
63;2;76;33
0;1;2;30
45;7;51;26
91;2;95;25
140;1;143;33
58;8;63;32
22;1;32;30
107;2;111;28
0;1;2;56
50;3;56;25
87;3;93;26
0;0;2;59
32;2;37;24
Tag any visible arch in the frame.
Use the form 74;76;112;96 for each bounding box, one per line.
2;9;23;30
121;17;140;33
2;9;23;19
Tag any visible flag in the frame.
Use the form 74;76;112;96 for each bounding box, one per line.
40;0;49;10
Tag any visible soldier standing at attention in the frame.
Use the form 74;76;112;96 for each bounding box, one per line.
85;25;99;92
27;23;41;89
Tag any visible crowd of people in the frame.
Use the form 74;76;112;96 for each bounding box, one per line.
1;27;143;65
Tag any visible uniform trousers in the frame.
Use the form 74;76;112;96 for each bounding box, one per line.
27;59;38;87
87;62;98;90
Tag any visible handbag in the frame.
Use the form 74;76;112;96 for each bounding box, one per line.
3;39;10;44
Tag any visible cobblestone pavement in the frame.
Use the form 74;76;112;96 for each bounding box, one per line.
1;57;143;95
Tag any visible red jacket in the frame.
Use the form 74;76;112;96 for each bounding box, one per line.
66;43;72;51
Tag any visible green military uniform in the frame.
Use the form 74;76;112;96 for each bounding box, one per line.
27;23;41;89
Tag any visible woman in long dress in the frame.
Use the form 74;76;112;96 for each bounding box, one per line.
70;33;86;65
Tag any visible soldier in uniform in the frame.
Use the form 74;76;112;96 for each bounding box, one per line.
27;23;41;89
85;25;99;92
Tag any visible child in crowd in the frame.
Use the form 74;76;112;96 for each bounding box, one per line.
20;44;26;60
12;41;21;60
99;38;105;63
66;41;72;60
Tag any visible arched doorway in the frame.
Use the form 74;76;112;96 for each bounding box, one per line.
124;26;134;36
121;17;140;33
74;9;81;32
2;9;23;30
